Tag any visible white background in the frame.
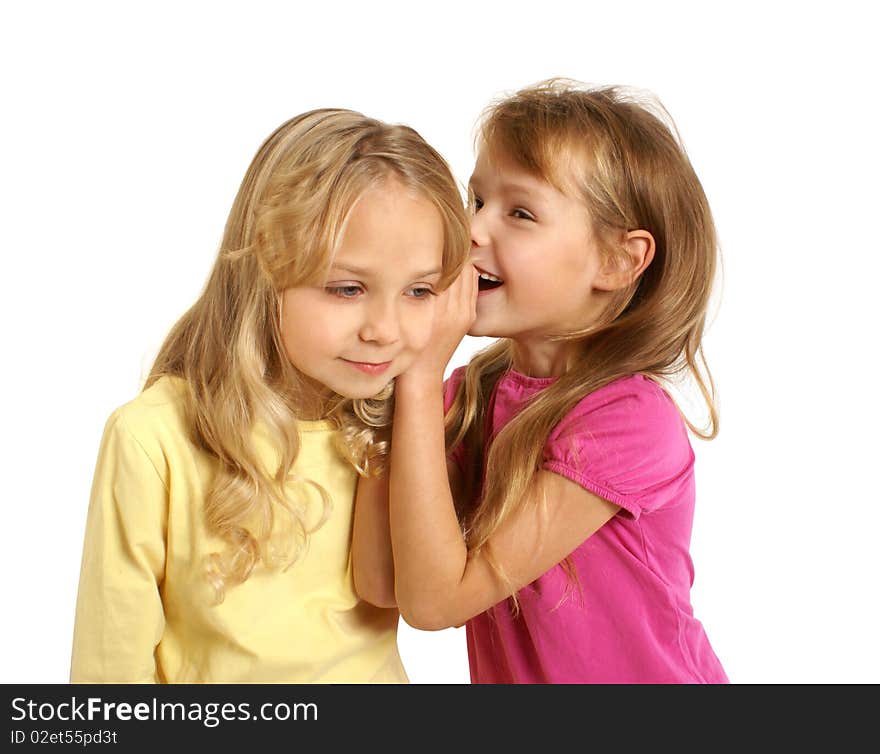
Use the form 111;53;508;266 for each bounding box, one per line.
2;1;878;684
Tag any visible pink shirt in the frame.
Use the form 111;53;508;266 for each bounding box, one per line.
444;367;728;684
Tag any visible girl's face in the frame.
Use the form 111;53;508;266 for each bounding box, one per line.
468;149;611;352
280;178;445;404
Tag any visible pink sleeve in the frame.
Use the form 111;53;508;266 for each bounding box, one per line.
541;375;695;520
443;367;467;470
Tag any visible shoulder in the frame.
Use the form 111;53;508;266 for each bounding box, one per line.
553;374;686;442
543;375;693;512
108;376;188;434
444;365;467;391
442;366;468;412
100;376;191;475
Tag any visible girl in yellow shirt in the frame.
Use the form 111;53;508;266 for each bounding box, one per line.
70;109;470;683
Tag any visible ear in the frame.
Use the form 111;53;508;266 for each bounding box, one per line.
594;229;656;292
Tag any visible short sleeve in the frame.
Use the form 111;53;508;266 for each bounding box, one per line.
443;367;467;471
70;410;168;683
541;376;695;520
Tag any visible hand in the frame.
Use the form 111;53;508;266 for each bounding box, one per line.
399;263;478;388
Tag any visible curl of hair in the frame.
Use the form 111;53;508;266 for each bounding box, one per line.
147;109;470;603
448;79;721;606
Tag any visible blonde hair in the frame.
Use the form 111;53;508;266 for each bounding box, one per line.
147;109;470;601
446;79;719;585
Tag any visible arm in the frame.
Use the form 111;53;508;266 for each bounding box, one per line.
388;267;620;630
351;474;396;608
390;377;619;631
350;264;474;611
70;412;167;683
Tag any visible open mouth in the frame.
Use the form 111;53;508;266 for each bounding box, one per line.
476;267;504;292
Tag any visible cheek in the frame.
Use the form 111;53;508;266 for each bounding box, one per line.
497;236;540;279
400;304;435;349
281;301;341;365
281;327;318;372
511;236;586;291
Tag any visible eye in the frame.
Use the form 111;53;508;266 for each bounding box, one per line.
326;284;363;299
471;194;484;212
406;286;436;300
511;207;535;221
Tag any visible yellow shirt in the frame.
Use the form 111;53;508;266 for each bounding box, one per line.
71;376;407;683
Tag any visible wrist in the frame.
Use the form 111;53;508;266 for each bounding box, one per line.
394;371;445;402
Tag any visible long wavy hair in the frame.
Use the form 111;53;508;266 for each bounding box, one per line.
146;109;470;602
445;80;720;581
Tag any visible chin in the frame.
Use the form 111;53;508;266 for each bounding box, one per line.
468;321;502;338
334;379;395;401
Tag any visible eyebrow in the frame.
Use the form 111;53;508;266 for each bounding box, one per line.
330;265;443;279
469;177;549;199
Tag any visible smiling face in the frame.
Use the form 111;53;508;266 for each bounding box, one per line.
468;149;612;355
280;177;444;405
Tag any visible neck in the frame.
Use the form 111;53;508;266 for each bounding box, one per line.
509;337;572;378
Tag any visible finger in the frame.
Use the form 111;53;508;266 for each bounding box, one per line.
461;263;478;307
459;262;478;304
446;263;470;308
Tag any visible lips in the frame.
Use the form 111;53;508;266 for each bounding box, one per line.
341;359;392;375
474;265;504;291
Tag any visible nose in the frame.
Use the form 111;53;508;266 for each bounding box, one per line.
359;296;400;346
470;207;489;249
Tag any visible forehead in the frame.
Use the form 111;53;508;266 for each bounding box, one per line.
328;180;444;277
470;148;579;204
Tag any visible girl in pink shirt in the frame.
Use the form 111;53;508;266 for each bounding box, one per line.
353;79;728;683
